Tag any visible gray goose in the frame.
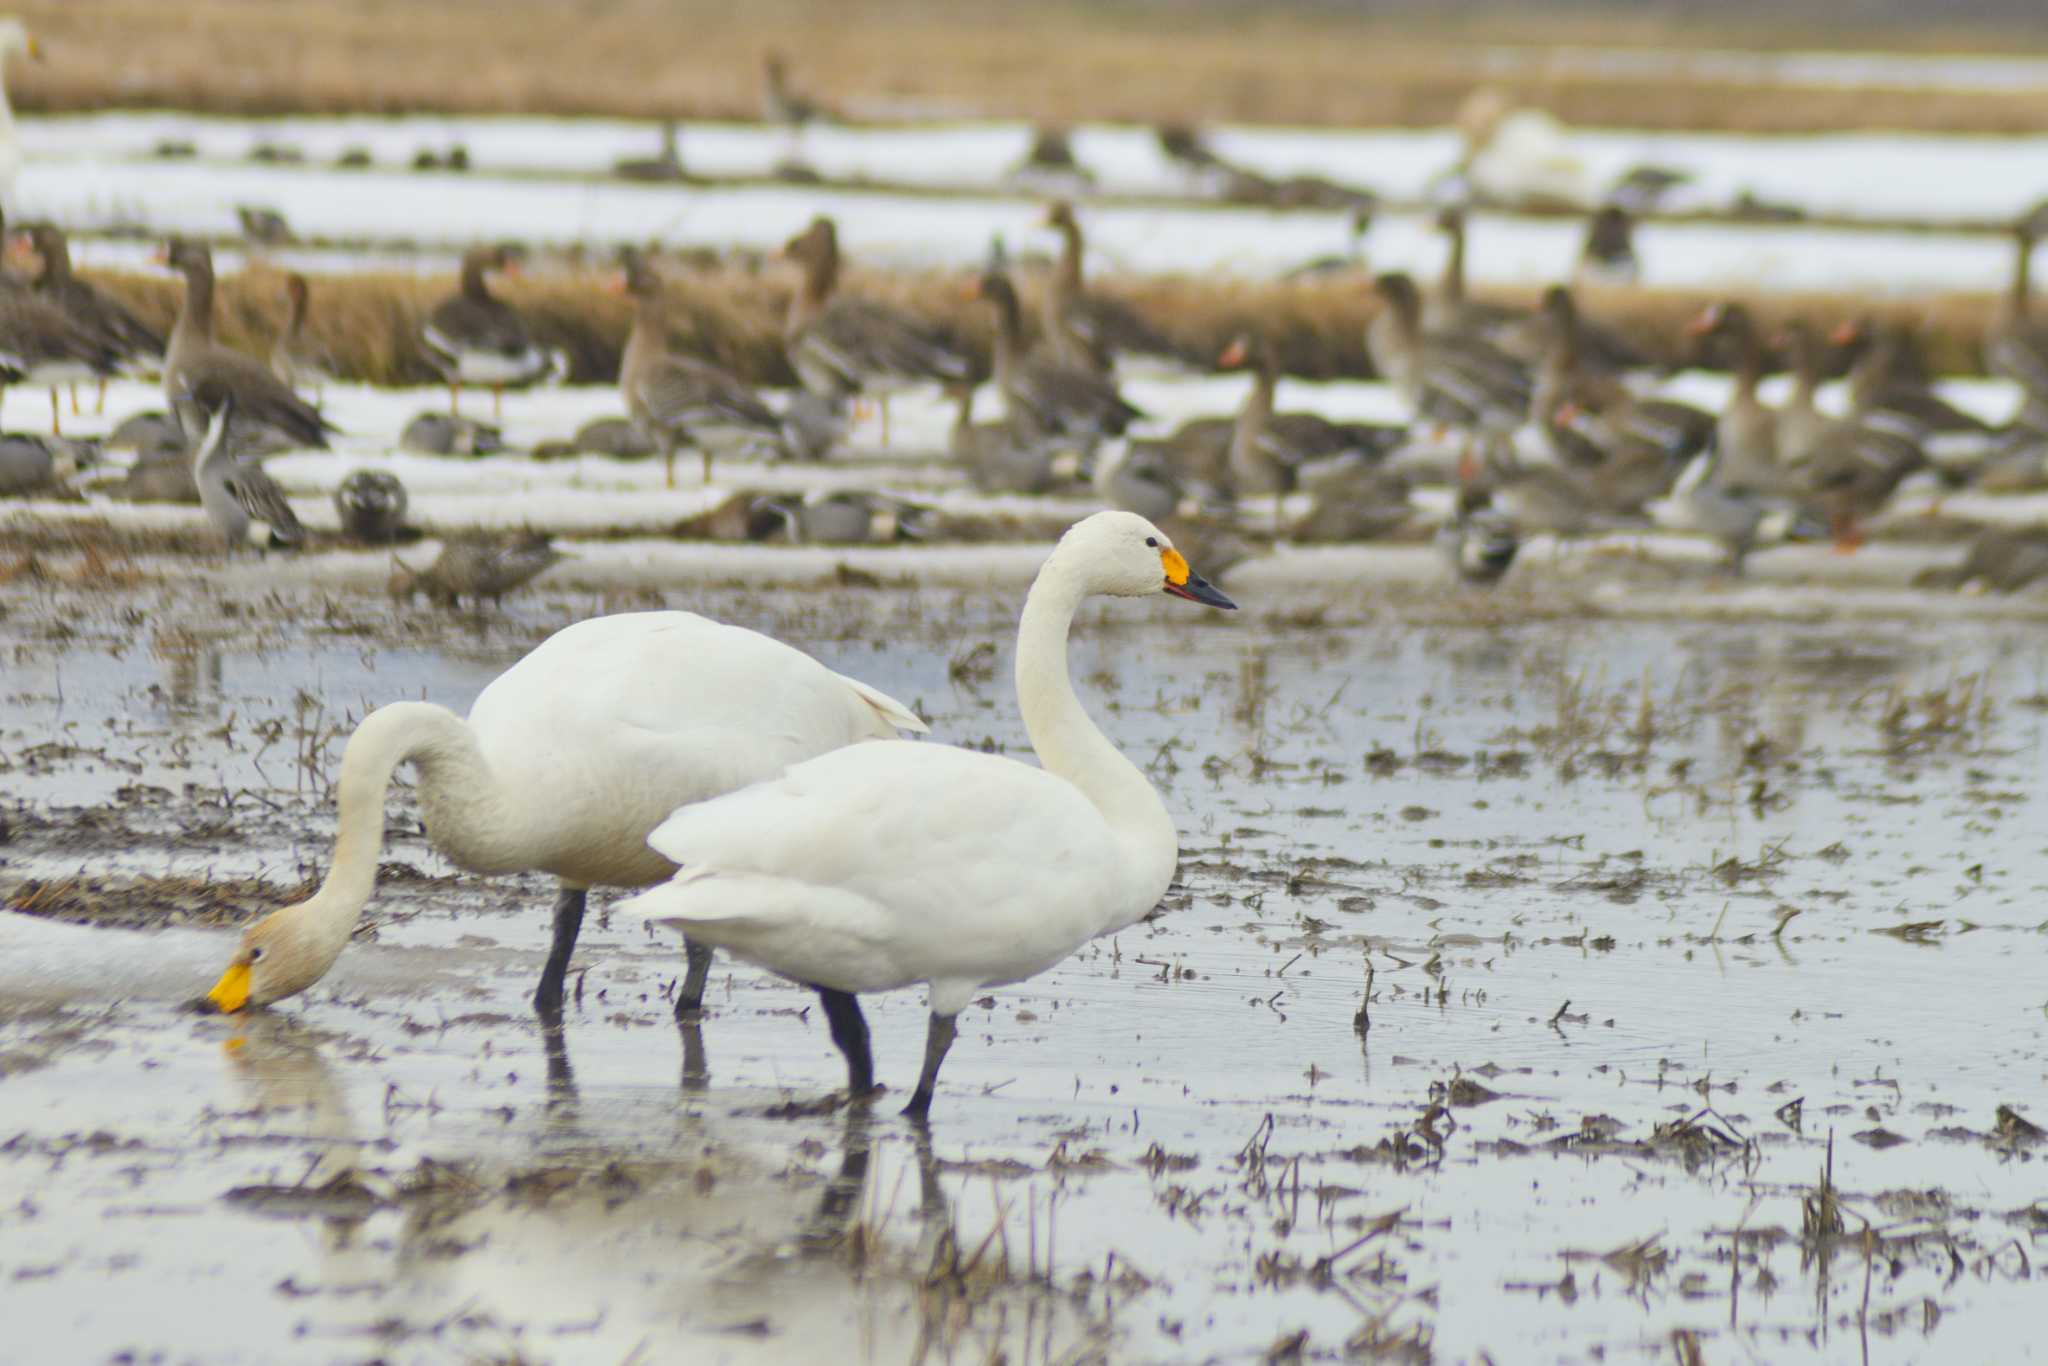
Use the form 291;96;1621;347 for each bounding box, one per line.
1836;318;1997;469
420;244;559;420
972;267;1141;454
617;249;784;485
1913;525;2048;593
20;222;163;416
1039;200;1178;372
1987;221;2048;431
269;274;337;404
782;217;971;445
0;216;123;436
184;383;305;551
1536;288;1711;475
1776;321;1924;549
159;240;334;453
1217;332;1398;500
1369;272;1530;434
761;51;830;130
1424;206;1528;339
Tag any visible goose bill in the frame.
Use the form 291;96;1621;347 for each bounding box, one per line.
205;961;252;1013
1161;547;1236;608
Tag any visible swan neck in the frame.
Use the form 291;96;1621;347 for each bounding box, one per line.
1014;558;1171;856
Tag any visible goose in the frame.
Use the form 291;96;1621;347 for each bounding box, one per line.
333;468;408;544
1369;272;1530;434
1576;206;1638;288
616;512;1234;1116
1987;221;2048;430
186;388;305;551
270;274;337;404
159;239;335;451
420;244;561;420
616;248;785;485
750;490;929;546
1039;201;1178;372
0;21;38;209
202;611;930;1020
1283;205;1375;281
973;267;1141;454
782;217;972;445
1686;302;1786;496
20;222;164;416
1913;525;2048;593
948;379;1055;495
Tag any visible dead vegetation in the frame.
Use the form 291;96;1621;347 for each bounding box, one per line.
16;1;2048;134
81;257;2019;390
2;871;314;930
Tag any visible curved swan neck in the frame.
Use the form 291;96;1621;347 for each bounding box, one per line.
1014;558;1171;853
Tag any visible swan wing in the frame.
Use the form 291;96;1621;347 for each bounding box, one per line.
622;741;1126;1000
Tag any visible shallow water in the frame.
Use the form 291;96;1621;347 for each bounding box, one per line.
2;583;2045;1363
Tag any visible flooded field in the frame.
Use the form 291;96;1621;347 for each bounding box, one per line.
3;572;2043;1363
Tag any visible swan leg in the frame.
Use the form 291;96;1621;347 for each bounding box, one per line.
676;938;715;1016
903;1011;958;1118
678;1017;709;1092
814;986;874;1097
533;885;587;1017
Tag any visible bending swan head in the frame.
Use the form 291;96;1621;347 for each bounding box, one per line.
204;893;354;1013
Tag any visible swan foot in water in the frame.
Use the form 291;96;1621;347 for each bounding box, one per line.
903;1012;958;1118
533;885;587;1016
676;939;715;1019
814;986;875;1097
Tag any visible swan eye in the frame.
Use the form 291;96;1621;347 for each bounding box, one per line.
248;947;266;963
1144;537;1158;548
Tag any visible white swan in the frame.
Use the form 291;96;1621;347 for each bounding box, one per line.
0;20;38;209
204;612;927;1017
617;511;1236;1116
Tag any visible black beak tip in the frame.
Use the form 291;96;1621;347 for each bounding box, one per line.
1169;574;1237;610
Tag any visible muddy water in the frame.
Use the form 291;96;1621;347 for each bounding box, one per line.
2;580;2045;1364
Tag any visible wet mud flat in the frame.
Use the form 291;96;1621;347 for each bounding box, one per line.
2;569;2045;1363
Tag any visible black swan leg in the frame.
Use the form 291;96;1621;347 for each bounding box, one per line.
814;986;874;1098
903;1011;958;1118
676;938;714;1018
533;885;587;1017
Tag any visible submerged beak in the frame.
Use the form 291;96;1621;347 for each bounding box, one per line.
1161;545;1236;608
204;961;252;1014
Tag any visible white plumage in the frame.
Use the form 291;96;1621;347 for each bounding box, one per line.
0;20;35;211
619;510;1237;1115
204;611;926;1018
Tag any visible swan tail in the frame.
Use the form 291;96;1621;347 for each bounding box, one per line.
838;674;929;735
616;870;900;990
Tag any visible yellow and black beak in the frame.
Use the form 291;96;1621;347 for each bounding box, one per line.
1161;547;1236;609
204;961;252;1014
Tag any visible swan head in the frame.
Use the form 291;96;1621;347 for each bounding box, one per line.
0;21;38;63
203;899;347;1014
1056;511;1236;609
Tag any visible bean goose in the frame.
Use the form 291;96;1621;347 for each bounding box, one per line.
1913;526;2048;593
1686;303;1786;496
1369;272;1530;433
20;222;163;416
1987;221;2048;430
973;268;1141;454
159;239;334;452
949;380;1055;495
782;217;971;445
617;249;784;485
1040;200;1178;372
269;274;337;404
420;244;560;419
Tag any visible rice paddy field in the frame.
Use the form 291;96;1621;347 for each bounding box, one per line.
3;5;2047;1364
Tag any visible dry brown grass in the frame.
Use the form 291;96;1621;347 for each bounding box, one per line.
89;257;2011;388
16;1;2048;134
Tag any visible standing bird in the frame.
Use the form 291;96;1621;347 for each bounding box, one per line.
972;268;1141;455
19;222;164;417
270;274;337;406
420;244;560;420
389;531;565;609
1987;219;2048;431
1576;206;1638;288
184;384;305;551
618;513;1235;1117
615;248;785;485
782;217;972;445
333;468;408;544
201;611;929;1021
158;239;335;451
1039;200;1179;372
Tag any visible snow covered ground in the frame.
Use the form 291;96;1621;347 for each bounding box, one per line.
15;113;2046;294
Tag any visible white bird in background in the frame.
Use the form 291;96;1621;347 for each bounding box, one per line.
203;612;928;1019
619;511;1237;1117
0;19;40;210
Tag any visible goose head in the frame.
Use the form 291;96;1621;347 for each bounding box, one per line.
156;237;213;280
1056;510;1235;609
